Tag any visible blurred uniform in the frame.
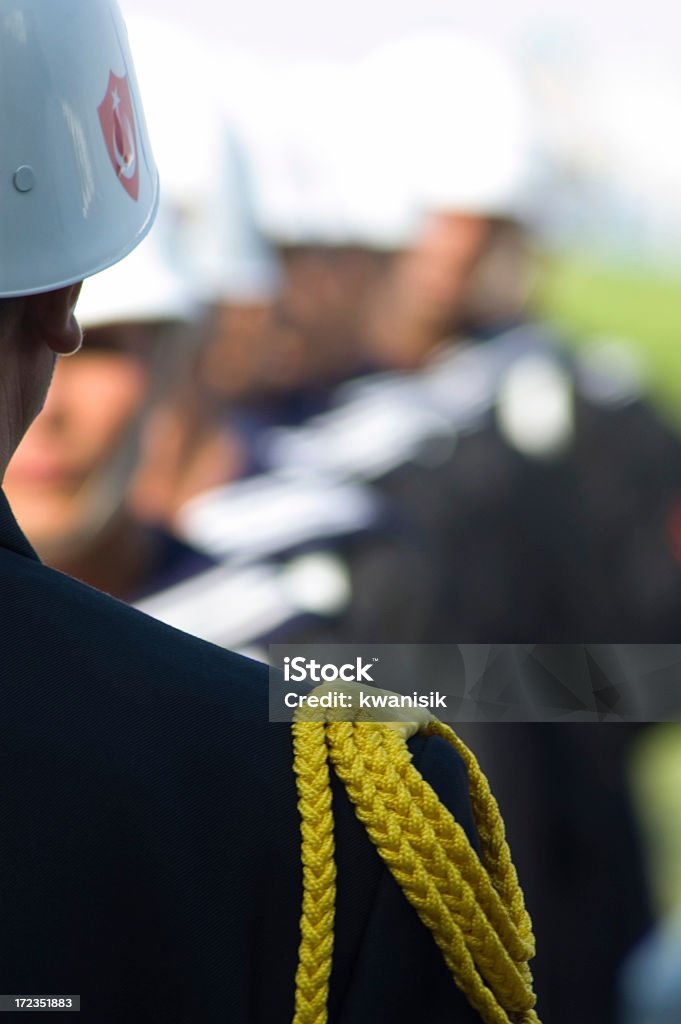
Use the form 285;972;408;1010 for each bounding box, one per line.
175;32;665;1024
150;469;437;653
223;315;681;643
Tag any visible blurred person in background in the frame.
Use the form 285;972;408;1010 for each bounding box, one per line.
165;52;451;641
118;9;282;524
117;16;439;648
353;34;659;1024
172;32;661;1024
253;31;681;643
189;56;398;471
3;229;219;602
97;38;443;651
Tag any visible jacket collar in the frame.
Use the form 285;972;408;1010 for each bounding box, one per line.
0;489;40;561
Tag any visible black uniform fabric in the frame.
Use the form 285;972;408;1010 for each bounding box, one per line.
0;490;484;1024
370;376;681;644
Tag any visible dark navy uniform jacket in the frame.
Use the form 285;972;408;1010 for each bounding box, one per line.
0;491;482;1024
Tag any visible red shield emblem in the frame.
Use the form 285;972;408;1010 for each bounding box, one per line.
98;71;139;201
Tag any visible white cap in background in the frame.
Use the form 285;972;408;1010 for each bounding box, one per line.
355;31;543;227
119;9;280;304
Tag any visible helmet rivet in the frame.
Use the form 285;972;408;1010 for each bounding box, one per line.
13;166;36;193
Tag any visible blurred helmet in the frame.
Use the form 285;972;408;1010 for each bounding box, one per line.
0;0;158;298
124;11;279;304
240;58;348;247
356;31;542;225
243;57;417;251
75;213;197;330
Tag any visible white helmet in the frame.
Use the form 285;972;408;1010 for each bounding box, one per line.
356;31;541;226
0;0;158;298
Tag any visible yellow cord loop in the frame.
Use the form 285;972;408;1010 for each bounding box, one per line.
292;687;541;1024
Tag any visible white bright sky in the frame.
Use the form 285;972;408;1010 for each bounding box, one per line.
125;0;678;63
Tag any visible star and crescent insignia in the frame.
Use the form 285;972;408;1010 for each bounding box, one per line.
97;71;140;201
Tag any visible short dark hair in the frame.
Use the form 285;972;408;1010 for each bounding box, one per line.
0;297;19;329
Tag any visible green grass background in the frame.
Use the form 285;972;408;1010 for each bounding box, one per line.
537;252;681;432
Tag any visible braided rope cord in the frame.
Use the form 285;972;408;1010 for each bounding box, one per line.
292;720;337;1024
292;713;541;1024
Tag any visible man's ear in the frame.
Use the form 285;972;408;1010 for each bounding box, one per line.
24;283;84;356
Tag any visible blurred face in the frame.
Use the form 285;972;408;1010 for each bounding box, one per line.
269;247;386;386
197;301;276;401
4;324;150;555
362;213;491;369
198;247;387;402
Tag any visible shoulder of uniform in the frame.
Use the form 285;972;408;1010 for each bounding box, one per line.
0;551;267;697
